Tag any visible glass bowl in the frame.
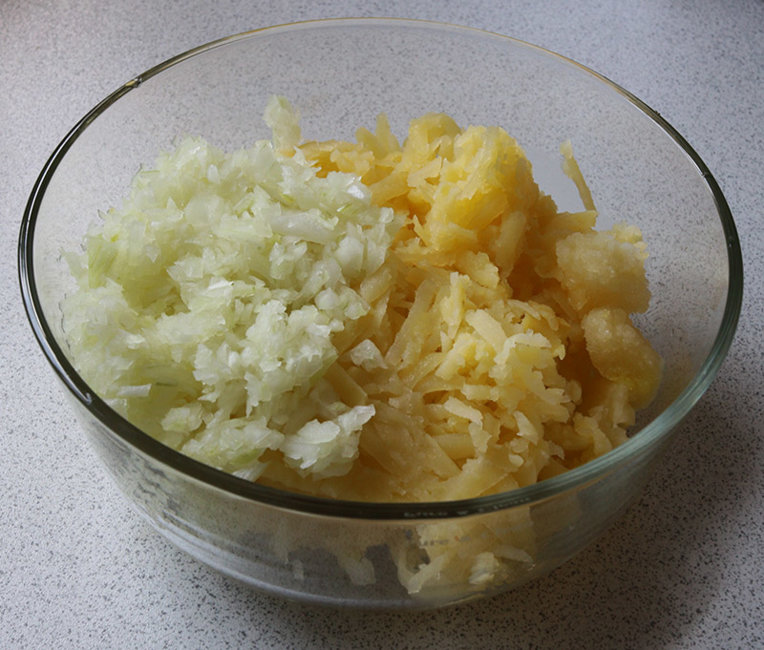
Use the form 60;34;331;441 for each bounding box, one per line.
18;18;742;609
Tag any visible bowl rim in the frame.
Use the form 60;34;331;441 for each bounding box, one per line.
17;17;743;520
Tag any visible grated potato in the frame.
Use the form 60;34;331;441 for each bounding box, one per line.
261;108;663;501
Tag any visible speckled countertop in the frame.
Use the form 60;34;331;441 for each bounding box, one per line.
2;1;762;648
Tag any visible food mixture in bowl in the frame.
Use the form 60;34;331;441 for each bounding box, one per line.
61;96;662;504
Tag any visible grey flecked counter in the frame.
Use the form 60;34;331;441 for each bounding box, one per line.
2;1;762;648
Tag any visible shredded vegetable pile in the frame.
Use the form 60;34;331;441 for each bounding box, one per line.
62;96;662;503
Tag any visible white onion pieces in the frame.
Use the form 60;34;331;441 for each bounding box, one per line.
62;96;399;481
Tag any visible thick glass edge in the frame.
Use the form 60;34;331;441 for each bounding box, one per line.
18;18;743;521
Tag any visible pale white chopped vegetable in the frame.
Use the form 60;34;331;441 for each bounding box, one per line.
468;552;502;585
281;404;375;477
264;94;302;152
348;339;387;371
62;97;399;479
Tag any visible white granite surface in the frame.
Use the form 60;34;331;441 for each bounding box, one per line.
2;1;762;647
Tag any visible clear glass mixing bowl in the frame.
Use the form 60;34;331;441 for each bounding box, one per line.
19;19;742;608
